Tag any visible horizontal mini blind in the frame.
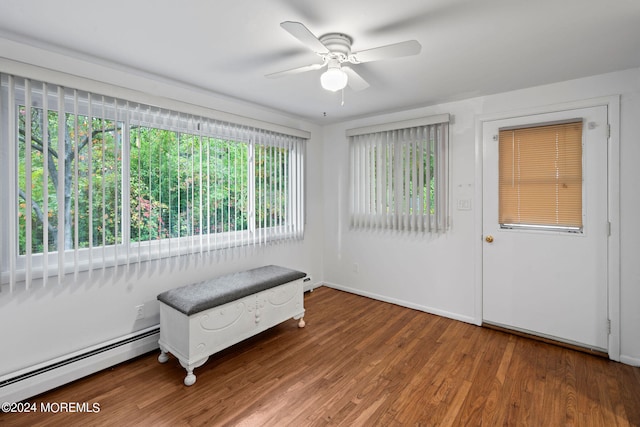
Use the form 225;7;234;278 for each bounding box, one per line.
498;120;583;230
1;73;306;292
349;116;449;233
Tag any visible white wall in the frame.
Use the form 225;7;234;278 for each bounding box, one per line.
322;68;640;365
322;97;482;324
0;40;325;377
1;34;639;384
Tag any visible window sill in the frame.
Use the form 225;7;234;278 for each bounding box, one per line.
1;228;303;287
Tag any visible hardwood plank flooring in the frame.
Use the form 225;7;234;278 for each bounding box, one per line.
2;286;639;426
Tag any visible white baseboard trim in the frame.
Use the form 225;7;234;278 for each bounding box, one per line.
0;326;159;403
619;355;640;367
303;279;323;293
322;281;476;325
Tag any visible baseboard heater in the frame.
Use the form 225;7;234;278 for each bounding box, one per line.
0;325;159;404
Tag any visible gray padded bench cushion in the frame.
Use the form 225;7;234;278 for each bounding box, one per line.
157;265;307;316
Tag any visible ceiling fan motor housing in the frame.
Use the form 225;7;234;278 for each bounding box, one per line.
319;33;352;62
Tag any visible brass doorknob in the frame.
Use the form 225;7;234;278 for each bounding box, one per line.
485;235;494;243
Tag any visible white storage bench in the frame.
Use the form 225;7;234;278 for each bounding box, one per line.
156;265;307;386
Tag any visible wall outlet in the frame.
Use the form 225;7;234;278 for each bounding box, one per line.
135;304;145;320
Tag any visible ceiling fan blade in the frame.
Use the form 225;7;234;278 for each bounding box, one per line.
351;40;421;63
265;62;325;79
280;21;330;55
342;66;370;91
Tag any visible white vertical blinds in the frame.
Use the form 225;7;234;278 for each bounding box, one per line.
348;116;449;233
0;73;306;292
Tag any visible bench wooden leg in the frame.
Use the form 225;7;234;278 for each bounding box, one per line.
179;357;209;386
158;345;170;363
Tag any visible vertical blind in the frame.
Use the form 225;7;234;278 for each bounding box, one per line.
348;118;449;233
0;73;306;292
498;120;583;230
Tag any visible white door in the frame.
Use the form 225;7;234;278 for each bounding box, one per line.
482;106;609;351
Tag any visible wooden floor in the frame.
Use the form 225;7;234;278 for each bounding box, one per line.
2;286;640;426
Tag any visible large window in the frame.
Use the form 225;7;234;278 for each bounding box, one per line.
1;74;306;289
348;115;449;233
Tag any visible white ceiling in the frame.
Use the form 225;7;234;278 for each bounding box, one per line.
1;0;639;124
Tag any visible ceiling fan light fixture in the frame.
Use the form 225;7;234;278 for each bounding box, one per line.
320;66;348;92
271;22;421;95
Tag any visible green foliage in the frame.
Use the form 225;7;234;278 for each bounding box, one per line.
18;109;123;254
129;127;250;241
18;109;290;255
255;144;290;228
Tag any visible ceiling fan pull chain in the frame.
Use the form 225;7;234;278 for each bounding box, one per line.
341;88;345;106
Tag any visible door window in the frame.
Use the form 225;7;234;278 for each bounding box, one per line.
498;120;583;232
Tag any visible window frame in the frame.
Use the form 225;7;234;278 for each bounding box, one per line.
0;73;307;287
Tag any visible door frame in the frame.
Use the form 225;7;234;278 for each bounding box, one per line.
473;96;621;361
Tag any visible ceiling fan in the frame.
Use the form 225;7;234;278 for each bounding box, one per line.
266;21;422;92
